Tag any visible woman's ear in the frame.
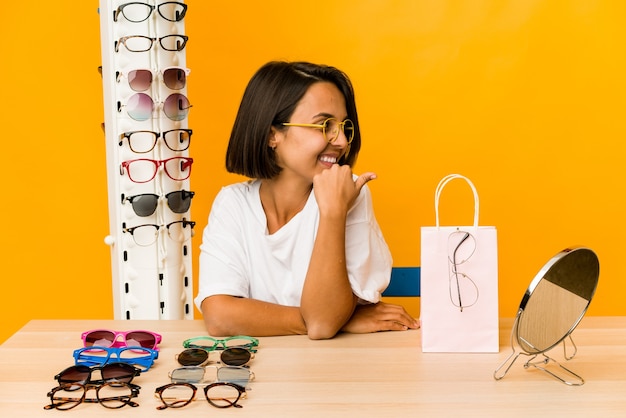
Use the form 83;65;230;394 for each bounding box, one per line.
268;126;280;150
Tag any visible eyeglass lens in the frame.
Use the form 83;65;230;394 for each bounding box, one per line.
115;1;188;23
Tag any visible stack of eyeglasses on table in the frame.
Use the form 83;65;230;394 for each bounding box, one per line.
155;335;259;410
43;329;161;410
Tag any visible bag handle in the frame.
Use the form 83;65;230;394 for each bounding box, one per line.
435;174;479;228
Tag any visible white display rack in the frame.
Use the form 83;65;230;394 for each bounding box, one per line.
98;0;194;320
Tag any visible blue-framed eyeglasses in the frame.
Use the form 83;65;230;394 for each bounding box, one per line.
73;346;158;371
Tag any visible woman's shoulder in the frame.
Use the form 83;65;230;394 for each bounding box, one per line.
216;179;260;199
211;179;261;213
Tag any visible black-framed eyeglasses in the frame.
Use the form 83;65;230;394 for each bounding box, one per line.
119;129;192;153
55;363;141;387
123;219;196;247
115;35;188;53
44;382;141;410
122;190;195;217
282;117;355;144
113;1;187;23
447;230;479;312
155;382;246;409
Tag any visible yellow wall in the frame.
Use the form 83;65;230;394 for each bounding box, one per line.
1;1;625;343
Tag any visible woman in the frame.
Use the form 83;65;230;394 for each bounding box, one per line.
195;61;419;339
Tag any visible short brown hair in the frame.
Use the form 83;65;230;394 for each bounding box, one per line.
225;61;361;179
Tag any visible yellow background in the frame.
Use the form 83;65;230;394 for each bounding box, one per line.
1;1;624;343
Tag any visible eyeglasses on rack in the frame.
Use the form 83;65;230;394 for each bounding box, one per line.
44;382;141;410
118;93;192;121
114;1;188;23
117;67;190;92
123;190;195;217
120;157;193;183
155;382;246;409
122;219;196;247
81;329;162;350
119;129;192;153
115;35;188;53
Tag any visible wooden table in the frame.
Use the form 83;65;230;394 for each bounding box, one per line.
1;317;625;417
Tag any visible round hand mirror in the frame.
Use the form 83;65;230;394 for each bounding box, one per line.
494;246;599;385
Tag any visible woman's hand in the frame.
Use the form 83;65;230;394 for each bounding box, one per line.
341;302;420;334
313;164;376;217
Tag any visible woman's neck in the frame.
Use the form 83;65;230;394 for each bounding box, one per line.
260;179;312;234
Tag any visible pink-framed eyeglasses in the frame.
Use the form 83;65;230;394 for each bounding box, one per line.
120;157;193;183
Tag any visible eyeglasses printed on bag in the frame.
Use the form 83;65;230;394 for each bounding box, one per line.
447;230;479;312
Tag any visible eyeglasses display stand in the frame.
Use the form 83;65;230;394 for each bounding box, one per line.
98;0;194;320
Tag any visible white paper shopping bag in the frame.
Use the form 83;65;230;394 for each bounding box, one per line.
420;174;499;353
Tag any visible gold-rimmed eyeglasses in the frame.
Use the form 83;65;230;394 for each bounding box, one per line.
282;118;355;144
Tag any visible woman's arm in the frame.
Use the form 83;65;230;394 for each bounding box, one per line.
300;165;377;339
200;295;307;337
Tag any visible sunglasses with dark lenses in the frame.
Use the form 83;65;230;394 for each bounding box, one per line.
55;363;141;387
123;190;194;217
118;93;192;122
81;329;162;350
117;67;190;92
182;335;259;353
176;347;253;367
114;1;187;23
119;129;192;153
44;382;141;410
169;365;254;389
155;382;246;410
